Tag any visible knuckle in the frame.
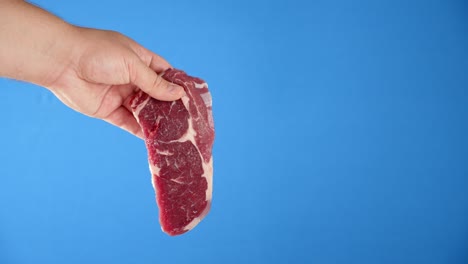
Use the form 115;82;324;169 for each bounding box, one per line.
127;58;142;85
152;74;167;92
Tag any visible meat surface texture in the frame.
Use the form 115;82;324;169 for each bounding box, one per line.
129;69;214;236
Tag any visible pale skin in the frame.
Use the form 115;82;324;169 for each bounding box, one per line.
0;0;185;139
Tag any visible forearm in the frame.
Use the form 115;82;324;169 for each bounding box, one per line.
0;0;77;87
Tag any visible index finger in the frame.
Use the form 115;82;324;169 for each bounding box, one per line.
147;49;172;73
130;43;172;73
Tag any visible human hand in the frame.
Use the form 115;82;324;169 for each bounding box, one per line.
46;27;185;139
0;1;183;138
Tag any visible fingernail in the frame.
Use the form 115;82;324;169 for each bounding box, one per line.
168;84;185;96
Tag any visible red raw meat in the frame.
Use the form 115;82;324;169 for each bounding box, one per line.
129;69;214;236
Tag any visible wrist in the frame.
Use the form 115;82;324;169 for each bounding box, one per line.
0;1;80;90
39;24;83;91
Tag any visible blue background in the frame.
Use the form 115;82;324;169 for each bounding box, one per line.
1;0;467;263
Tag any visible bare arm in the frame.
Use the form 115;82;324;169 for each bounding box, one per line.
0;0;184;138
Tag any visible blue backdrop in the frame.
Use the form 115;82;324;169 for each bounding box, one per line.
1;0;467;263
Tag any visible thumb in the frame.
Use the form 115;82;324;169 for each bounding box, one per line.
130;59;185;101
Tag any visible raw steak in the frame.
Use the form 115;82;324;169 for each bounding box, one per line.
129;69;214;236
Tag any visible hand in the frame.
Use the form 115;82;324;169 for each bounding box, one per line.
47;27;185;139
0;1;184;139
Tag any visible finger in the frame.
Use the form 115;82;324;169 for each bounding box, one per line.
91;84;137;119
129;58;185;101
127;41;172;73
103;106;144;139
142;47;172;73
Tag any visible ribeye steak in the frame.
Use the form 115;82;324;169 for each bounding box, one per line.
129;69;214;236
